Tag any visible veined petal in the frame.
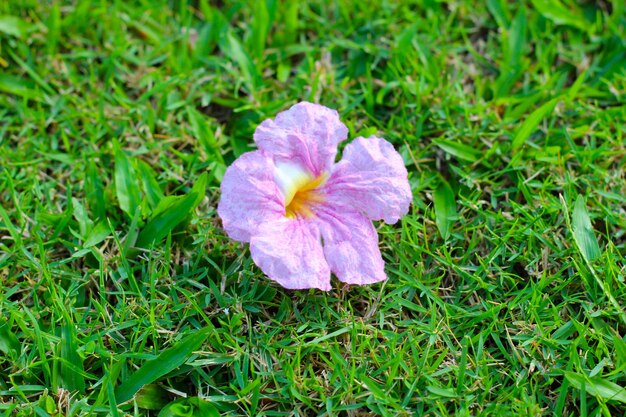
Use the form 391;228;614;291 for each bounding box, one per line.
254;102;348;176
323;136;412;224
315;205;386;285
250;218;331;291
217;151;284;242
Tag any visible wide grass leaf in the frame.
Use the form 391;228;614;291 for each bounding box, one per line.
427;386;458;398
486;0;509;28
219;31;260;95
0;74;43;101
530;0;587;31
0;321;20;357
0;15;29;38
114;146;142;218
86;162;106;220
135;193;195;247
135;385;170;410
83;221;111;248
434;139;481;162
571;195;601;262
564;371;626;404
434;180;457;240
136;160;164;210
72;197;93;238
135;173;207;247
495;7;526;97
248;0;271;59
115;328;211;404
158;397;220;417
507;8;526;69
512;98;558;150
58;322;86;393
187;107;226;173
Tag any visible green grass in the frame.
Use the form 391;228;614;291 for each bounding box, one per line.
1;0;625;415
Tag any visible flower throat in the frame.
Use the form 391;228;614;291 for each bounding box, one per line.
285;174;326;219
274;161;328;219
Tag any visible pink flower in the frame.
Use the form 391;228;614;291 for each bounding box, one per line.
217;102;412;291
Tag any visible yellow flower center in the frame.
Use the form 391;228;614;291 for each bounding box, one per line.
285;175;327;219
274;162;327;219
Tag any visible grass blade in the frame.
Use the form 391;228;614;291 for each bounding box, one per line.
0;15;30;38
135;173;207;247
0;321;20;357
135;193;192;247
71;197;93;238
495;7;526;97
561;195;626;326
107;370;121;417
136;160;164;210
511;98;557;150
158;397;220;417
114;145;142;218
427;386;458;398
507;7;526;69
135;384;170;410
434;139;481;162
530;0;588;31
219;31;260;95
7;50;56;96
281;0;299;45
0;74;43;102
187;107;226;169
58;322;86;393
115;328;211;404
486;0;509;28
85;161;106;221
571;195;601;262
564;371;626;404
248;0;270;59
434;180;457;240
83;221;111;248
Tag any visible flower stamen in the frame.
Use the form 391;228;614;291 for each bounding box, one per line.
285;175;327;218
274;161;327;219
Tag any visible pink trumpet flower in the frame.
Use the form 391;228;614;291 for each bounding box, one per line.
217;102;412;291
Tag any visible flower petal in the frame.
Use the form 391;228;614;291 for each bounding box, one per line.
254;102;348;176
250;218;331;291
315;204;386;285
217;151;284;242
323;136;411;224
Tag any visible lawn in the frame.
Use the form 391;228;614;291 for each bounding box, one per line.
1;0;625;416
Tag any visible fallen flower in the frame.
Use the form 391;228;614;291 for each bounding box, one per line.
218;102;411;290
